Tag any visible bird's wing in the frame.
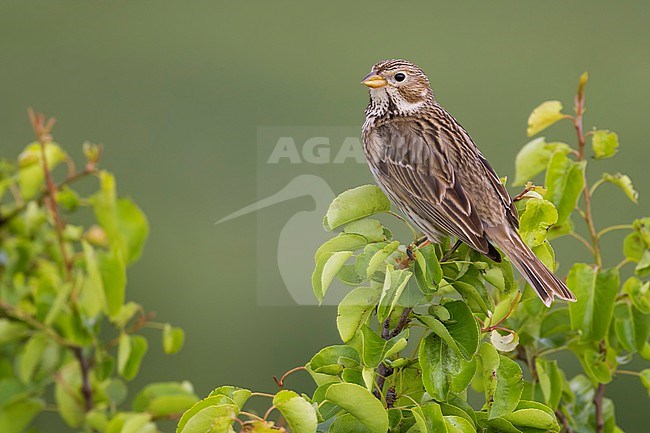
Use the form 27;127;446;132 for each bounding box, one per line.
475;151;519;229
373;120;492;254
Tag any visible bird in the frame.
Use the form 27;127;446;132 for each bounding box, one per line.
360;59;575;306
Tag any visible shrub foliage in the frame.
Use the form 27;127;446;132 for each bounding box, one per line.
176;75;650;432
0;111;196;432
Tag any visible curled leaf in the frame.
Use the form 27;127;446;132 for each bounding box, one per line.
527;101;565;137
490;330;519;353
602;172;638;203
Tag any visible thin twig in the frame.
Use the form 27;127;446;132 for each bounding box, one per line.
571;79;602;267
597;224;634;240
105;310;155;350
273;366;307;389
594;382;605;433
263;405;277;421
555;409;573;433
28;109;73;279
0;301;78;349
567;232;595;254
71;347;93;411
374;308;412;401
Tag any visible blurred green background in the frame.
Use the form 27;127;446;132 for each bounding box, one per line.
1;1;648;431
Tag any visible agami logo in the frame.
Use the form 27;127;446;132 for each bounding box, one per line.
217;127;372;306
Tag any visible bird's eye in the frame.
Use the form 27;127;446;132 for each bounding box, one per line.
394;73;406;82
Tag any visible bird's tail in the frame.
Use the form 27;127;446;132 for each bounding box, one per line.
490;227;576;307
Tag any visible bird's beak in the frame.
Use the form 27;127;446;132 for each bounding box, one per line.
362;73;388;89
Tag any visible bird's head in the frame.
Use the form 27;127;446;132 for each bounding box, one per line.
362;59;435;116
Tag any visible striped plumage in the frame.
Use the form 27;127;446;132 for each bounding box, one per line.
361;59;575;306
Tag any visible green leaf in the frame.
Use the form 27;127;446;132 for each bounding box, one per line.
106;412;155;433
337;286;382;342
412;402;448;433
535;359;562;409
90;171;149;266
518;198;558;248
324;185;391;231
623;277;650;314
414;245;443;292
377;267;412;323
513;137;571;186
419;333;477;401
273;390;318;433
79;241;109;318
602;173;638;203
17;333;48;383
325;383;388;433
452;280;491;315
579;346;613;384
444;415;475;433
484;267;505;292
624;232;645;262
635;250;650;278
544;151;585;225
640;369;650;397
133;382;199;417
57;185;81;211
632;307;650;353
568;264;619;341
312;251;353;304
209;386;252;409
0;397;44;433
315;233;367;262
176;399;239;433
613;301;637;352
55;362;84;427
358;325;407;368
540;307;570;337
163;323;185;354
527;101;565;137
328;413;372;433
118;334;148;381
366;241;400;279
592;130;619;159
99;247;127;318
503;401;559;431
310;345;359;375
479;343;523;419
17;142;66;200
343;218;386;242
418;300;479;360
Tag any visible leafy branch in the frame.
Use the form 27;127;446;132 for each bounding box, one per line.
175;73;650;433
0;111;192;432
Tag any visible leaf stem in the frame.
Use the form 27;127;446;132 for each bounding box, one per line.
250;392;276;399
273;366;307;389
589;178;605;197
615;369;641;377
597;224;633;240
567;232;595;254
386;211;419;240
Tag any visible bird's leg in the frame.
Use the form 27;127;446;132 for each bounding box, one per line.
441;239;463;262
406;236;430;261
